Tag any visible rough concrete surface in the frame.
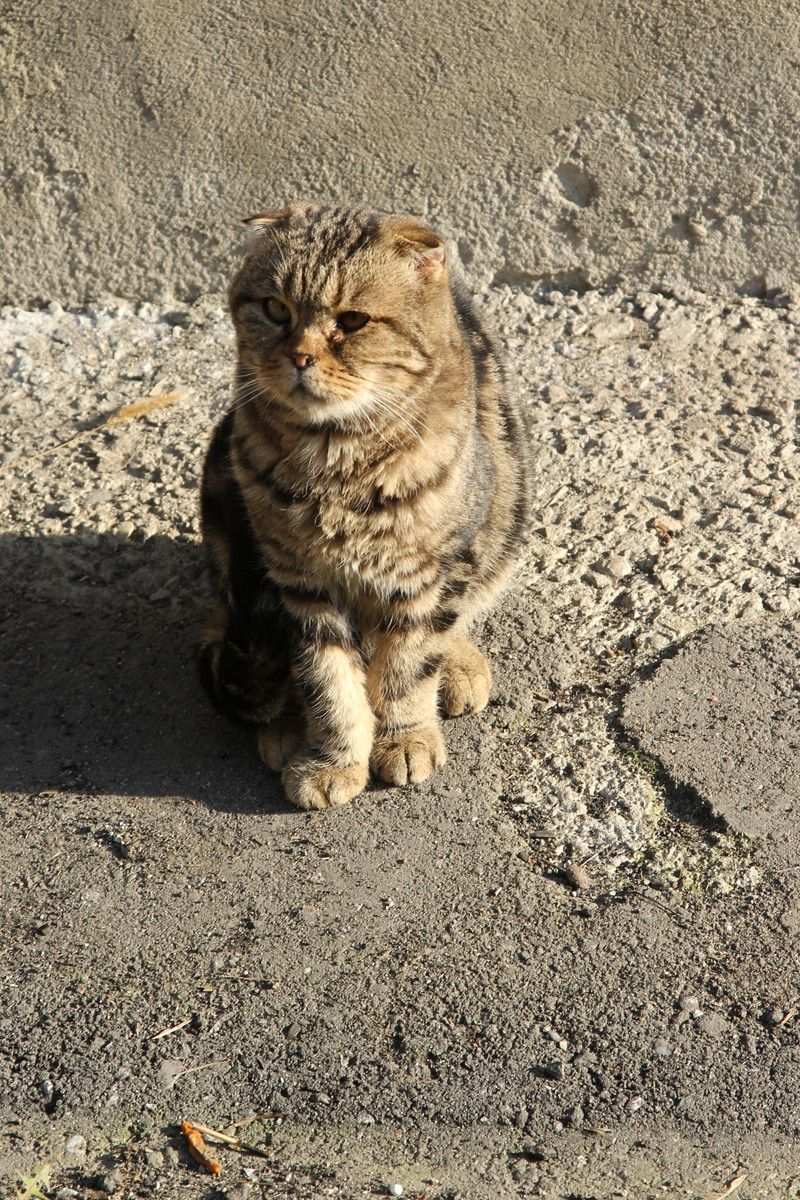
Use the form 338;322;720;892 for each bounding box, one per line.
3;1;800;1197
2;283;800;1198
2;1;800;304
624;619;800;847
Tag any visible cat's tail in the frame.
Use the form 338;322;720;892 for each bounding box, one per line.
196;609;290;726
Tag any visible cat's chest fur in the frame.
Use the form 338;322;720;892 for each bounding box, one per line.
245;424;453;594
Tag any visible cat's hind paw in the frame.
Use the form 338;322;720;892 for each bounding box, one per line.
439;636;491;717
257;719;305;772
282;757;369;810
372;722;446;786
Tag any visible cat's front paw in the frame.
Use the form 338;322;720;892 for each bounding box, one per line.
439;637;491;716
282;757;369;810
372;722;446;786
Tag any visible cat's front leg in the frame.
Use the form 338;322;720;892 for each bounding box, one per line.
367;625;447;786
279;604;375;810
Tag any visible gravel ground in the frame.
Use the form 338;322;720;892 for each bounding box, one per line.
2;283;800;1198
3;281;797;876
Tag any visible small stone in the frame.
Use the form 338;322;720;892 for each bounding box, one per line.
224;1186;254;1200
645;633;672;653
653;1037;672;1057
388;1184;404;1197
101;1169;124;1194
629;1095;644;1112
157;1058;183;1089
604;553;633;579
567;1104;584;1127
563;863;591;891
698;1012;729;1039
590;315;637;343
65;1134;87;1154
522;1142;555;1161
144;1149;164;1168
86;489;113;505
286;1022;302;1039
356;1111;375;1124
652;568;678;591
657;317;697;351
541;1060;565;1081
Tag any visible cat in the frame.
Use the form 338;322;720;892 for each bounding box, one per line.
198;202;529;810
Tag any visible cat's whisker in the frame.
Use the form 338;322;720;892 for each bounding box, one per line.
361;390;427;444
365;383;433;435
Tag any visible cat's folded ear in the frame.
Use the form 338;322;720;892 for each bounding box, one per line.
386;218;446;282
242;207;294;250
243;208;292;228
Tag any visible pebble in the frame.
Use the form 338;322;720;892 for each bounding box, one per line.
653;1037;672;1057
603;554;633;579
590;315;637;342
223;1186;254;1200
657;317;697;351
563;863;591;890
388;1185;404;1197
698;1012;729;1039
64;1134;87;1154
100;1169;124;1194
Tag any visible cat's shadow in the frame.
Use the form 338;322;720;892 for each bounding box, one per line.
1;531;568;815
0;531;289;813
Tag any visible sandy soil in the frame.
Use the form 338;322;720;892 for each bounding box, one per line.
2;281;800;1198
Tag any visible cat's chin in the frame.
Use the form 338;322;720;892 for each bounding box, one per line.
280;380;368;425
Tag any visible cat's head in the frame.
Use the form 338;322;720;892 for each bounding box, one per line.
228;203;456;426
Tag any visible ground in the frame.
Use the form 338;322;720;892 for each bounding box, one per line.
1;282;800;1198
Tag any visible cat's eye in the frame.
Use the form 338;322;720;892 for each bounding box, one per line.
337;311;369;333
263;297;291;323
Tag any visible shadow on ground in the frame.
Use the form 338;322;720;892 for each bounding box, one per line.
0;531;286;810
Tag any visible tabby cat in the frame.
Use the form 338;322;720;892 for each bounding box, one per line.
199;203;528;809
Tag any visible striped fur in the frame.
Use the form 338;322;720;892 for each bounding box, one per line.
198;203;529;809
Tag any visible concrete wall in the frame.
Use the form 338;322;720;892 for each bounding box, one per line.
1;0;797;305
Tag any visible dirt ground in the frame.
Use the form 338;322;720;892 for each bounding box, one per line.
2;279;800;1199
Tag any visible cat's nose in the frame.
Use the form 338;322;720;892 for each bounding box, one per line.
290;352;315;370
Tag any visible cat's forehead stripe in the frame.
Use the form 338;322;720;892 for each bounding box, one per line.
270;209;381;306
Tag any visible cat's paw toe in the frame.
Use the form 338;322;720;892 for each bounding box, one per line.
439;639;491;716
282;758;369;810
372;723;446;786
257;720;305;772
